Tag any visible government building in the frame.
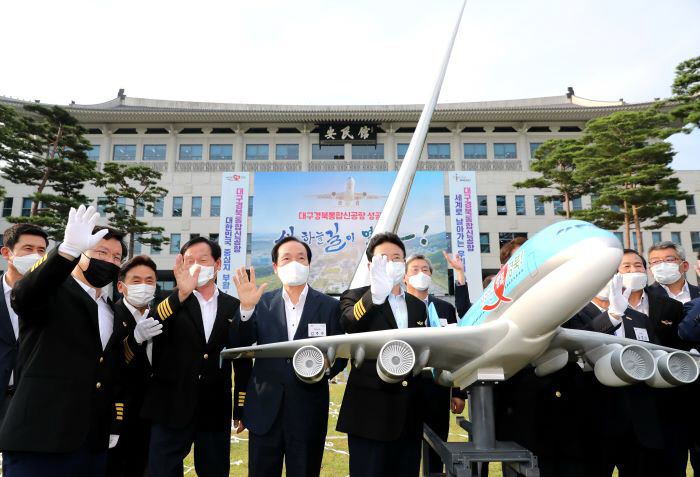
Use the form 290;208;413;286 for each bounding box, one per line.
1;90;698;289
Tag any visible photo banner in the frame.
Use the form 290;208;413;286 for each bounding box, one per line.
448;171;484;302
218;172;250;297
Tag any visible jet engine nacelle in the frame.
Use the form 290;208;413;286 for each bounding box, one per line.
592;344;656;387
292;345;326;384
646;350;700;388
376;340;415;384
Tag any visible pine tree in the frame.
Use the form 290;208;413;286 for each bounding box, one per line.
668;55;700;131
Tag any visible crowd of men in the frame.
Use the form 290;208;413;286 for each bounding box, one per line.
1;205;700;477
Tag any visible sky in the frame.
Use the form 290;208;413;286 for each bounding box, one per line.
1;0;698;168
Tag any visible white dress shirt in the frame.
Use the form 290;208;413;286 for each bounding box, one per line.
281;284;309;341
193;288;219;343
388;289;409;329
661;281;691;304
629;291;650;317
123;299;152;364
74;277;114;349
3;274;18;385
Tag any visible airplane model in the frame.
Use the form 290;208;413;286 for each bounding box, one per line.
308;176;385;207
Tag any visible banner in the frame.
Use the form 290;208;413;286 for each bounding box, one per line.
218;172;250;297
448;171;483;302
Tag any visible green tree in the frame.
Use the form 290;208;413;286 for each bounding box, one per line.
96;163;168;259
574;110;687;253
0;103;98;240
668;55;700;131
514;138;588;218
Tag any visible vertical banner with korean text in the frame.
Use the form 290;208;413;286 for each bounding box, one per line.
218;172;250;297
448;171;483;304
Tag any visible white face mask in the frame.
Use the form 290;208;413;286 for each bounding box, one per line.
596;279;612;301
125;284;156;308
276;261;309;286
10;253;42;276
622;271;647;291
651;262;682;285
386;261;406;286
408;272;432;291
189;264;216;288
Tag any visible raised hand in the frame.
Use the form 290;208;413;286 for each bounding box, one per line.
608;274;631;317
369;255;392;304
233;266;267;310
134;318;163;344
443;250;465;285
59;205;108;258
174;254;199;302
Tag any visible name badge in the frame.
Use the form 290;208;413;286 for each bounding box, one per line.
439;318;448;327
308;323;326;337
634;327;649;342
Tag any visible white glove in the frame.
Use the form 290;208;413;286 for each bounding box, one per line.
370;255;393;304
58;205;108;258
134;318;163;344
608;273;632;317
109;434;119;449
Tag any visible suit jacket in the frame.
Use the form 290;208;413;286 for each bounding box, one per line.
0;274;18;417
454;283;471;319
138;288;252;431
679;298;700;341
648;280;700;302
234;286;346;440
336;286;427;441
643;287;686;350
0;249;128;453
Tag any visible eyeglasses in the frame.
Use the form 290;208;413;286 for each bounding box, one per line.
649;257;681;266
91;248;123;264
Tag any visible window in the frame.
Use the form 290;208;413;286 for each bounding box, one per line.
2;198;12;217
529;143;542;159
462;143;486;159
190;233;200;240
515;195;526;216
312;144;344;160
246;144;269;160
151;233;162;255
210;144;233;161
169;234;181;254
652;231;662;244
276;144;299;160
96;197;107;215
631;231;638;250
143;144;166;161
687;196;696;215
613;232;623;245
667;199;677;216
478;195;488;216
572;197;582;211
397;143;409;160
117;197;127;212
21;198;32;217
352;144;384;159
133;235;142;256
191;197;202;217
113;144;136;161
534;196;545;216
611;204;621;213
553;199;563;214
498;232;528;248
153;197;164;217
494;143;517;159
427;143;450;159
211;196;221;217
671;231;681;245
496;195;507;216
87;145;100;161
480;233;490;253
209;233;219;243
136;200;144;217
172;197;183;217
691;232;700;253
179;144;202;161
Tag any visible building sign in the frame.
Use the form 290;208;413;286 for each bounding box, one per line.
318;123;378;145
218;173;250;298
448;171;484;309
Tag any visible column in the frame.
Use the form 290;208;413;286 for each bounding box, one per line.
300;124;311;172
234;125;244;171
384;123;395;171
451;123;462;171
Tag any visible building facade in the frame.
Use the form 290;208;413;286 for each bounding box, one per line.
1;91;698;288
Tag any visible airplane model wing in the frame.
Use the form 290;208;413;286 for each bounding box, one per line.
353;193;385;200
308;193;343;199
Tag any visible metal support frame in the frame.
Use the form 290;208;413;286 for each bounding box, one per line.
422;382;540;477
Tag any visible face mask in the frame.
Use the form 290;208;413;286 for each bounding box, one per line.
595;279;612;301
622;271;647;291
386;261;406;286
10;253;41;275
189;264;216;288
276;261;309;286
82;256;120;288
408;272;432;291
125;284;156;308
651;262;682;285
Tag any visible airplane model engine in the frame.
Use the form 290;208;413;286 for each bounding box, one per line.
292;345;326;384
376;340;416;384
593;344;656;387
646;350;699;388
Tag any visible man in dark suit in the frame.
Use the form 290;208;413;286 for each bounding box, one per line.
647;241;700;305
0;205;130;476
403;253;465;475
142;237;252;477
337;232;427;477
108;255;162;477
231;236;347;477
0;224;48;421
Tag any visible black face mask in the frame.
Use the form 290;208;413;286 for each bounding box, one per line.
81;255;120;288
